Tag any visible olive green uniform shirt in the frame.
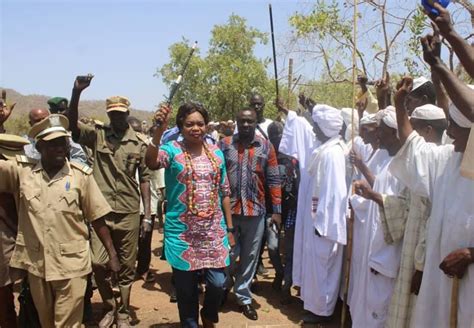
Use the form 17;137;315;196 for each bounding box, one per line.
0;158;112;281
76;123;151;213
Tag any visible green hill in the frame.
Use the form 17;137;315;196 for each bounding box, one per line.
1;88;155;135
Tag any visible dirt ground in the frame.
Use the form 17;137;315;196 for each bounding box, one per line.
16;227;345;328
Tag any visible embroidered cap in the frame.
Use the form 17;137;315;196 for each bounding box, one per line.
28;114;70;141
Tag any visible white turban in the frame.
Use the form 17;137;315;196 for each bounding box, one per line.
312;104;344;138
449;104;471;128
341;108;359;141
341;108;359;127
360;113;378;126
411;104;446;121
448;85;474;128
376;106;398;130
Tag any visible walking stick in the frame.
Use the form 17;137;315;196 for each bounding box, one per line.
450;277;460;328
341;0;358;327
269;4;279;100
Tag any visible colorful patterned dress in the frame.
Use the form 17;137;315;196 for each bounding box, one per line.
158;141;231;271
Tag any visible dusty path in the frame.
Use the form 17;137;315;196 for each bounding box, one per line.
19;227;344;327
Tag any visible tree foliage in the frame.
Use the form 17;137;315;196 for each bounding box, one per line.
157;15;279;121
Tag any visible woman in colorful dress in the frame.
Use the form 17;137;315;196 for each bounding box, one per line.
145;103;234;328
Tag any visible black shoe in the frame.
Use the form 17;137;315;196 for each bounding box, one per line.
220;288;229;307
302;312;332;324
169;287;177;303
240;304;258;321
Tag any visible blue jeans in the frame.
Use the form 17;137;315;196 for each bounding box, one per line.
227;215;265;305
172;267;226;328
265;216;284;276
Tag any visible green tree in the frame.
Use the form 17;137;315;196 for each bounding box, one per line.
156;14;279;121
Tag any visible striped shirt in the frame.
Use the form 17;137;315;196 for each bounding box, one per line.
219;134;281;217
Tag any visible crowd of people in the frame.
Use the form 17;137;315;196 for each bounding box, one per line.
0;3;473;328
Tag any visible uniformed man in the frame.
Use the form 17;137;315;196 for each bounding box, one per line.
0;134;29;328
0;114;120;328
69;76;152;328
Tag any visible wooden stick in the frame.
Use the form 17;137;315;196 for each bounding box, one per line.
450;277;460;328
341;0;358;326
287;58;293;108
269;4;279;100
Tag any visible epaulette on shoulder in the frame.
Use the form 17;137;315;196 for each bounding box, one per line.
136;132;149;144
70;161;93;175
15;155;36;165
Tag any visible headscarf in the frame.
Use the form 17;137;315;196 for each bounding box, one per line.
360;113;378;126
376;106;398;130
311;104;344;138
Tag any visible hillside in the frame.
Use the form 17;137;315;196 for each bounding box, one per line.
1;88;155;135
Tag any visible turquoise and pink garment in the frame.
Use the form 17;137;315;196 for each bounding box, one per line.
158;141;230;271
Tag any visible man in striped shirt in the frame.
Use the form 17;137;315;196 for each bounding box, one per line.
220;108;281;321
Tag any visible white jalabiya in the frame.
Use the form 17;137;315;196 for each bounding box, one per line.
347;147;384;306
279;110;317;288
280;111;348;315
390;131;474;328
301;135;348;315
349;149;404;328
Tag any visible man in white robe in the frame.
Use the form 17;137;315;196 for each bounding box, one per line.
350;107;404;328
389;77;474;328
277;102;348;323
383;104;447;328
297;105;348;324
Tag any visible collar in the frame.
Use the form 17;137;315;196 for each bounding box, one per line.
232;133;262;146
105;125;138;142
33;158;72;177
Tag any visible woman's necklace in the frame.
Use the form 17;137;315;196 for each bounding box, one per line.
182;142;221;218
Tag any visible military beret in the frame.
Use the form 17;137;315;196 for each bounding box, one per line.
47;97;69;108
28;114;70;141
0;134;29;160
106;96;130;112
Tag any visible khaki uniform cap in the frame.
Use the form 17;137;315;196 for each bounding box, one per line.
28;114;70;141
106;96;130;112
0;134;29;160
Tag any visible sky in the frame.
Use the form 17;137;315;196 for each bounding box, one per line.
0;0;304;111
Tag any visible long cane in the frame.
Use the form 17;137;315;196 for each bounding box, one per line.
450;277;459;328
341;1;358;327
269;4;279;100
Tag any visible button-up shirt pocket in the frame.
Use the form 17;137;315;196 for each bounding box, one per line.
59;239;89;273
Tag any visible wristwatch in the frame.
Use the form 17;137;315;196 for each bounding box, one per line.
226;227;235;233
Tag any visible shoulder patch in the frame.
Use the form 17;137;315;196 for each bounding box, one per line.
15;155;36;165
70;161;93;175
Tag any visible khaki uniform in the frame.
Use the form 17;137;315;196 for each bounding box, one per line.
0;133;30;328
0;157;112;327
76;122;151;319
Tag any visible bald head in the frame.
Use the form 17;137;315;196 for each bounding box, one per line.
29;108;50;127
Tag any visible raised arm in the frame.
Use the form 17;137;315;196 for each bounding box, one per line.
427;2;474;78
69;75;93;140
145;105;171;170
394;77;415;144
421;28;474;121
